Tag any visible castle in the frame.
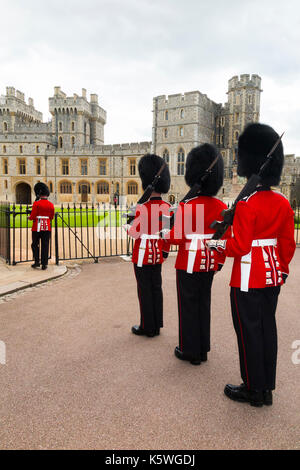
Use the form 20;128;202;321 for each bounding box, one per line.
0;74;299;206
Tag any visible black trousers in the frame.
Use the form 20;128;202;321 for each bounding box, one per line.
31;231;51;266
230;286;280;391
176;269;215;357
134;264;163;332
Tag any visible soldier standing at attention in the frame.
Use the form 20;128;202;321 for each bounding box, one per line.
207;123;296;406
166;144;230;365
126;154;171;338
29;182;55;270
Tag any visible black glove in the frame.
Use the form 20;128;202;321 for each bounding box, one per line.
282;273;288;284
163;251;169;259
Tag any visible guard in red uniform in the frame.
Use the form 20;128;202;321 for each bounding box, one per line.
207;123;296;406
126;154;171;337
29;183;55;270
166;144;229;364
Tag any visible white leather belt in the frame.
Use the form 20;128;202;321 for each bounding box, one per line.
240;238;277;292
37;216;49;233
186;233;213;274
137;234;160;267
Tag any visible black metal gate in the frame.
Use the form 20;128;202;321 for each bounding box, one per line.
0;202;10;264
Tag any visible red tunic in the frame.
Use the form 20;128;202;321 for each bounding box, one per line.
166;195;230;272
29;199;55;232
128;197;171;265
224;189;296;288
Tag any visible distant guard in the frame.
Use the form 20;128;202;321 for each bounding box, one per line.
29;183;55;270
207;123;296;406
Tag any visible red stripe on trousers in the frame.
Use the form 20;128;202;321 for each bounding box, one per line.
233;287;250;390
176;270;183;350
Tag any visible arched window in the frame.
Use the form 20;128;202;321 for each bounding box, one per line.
97;181;109;194
58;137;63;149
234;130;239;143
3;122;8;132
179;126;184;137
71;121;75;131
71;136;75;148
127;181;138;195
177;148;185;175
165;110;168;120
58;122;63;131
60;181;72;194
180;109;184;119
162;149;169;164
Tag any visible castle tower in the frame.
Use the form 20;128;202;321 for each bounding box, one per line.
152;91;219;200
48;87;106;149
0;87;43;135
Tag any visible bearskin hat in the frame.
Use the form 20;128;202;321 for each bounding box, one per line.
34;182;50;198
237;123;284;186
138;153;170;194
185;144;224;196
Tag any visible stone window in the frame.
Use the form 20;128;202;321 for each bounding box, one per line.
19;145;23;154
3;158;8;174
3;122;8;132
36;159;41;175
97;181;109;194
177;148;185;175
234;130;239;143
18;159;26;175
99;159;107;176
4;180;8;189
180;109;184;119
220;117;225;127
127;181;138;195
71;136;75;148
71;121;75;131
234;113;240;124
235;95;240;105
164;128;168;138
49;182;53;193
61;159;69;175
58;137;63;149
162;149;169;164
36;145;40;153
248;94;252;104
220;134;223;145
115;182;120;194
3;145;6;153
165;110;168;120
60;181;72;194
129;159;136;176
81;159;88;175
58;122;63;132
179;127;184;137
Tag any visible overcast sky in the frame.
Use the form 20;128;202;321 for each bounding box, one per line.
1;0;300;154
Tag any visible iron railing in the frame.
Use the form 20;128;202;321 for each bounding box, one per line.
1;202;299;266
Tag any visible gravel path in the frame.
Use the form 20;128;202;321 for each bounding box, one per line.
0;252;299;450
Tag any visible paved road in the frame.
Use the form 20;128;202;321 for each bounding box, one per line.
0;252;299;450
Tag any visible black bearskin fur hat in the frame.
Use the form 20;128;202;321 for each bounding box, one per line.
237;123;284;186
34;182;50;198
185;144;224;196
138;153;170;194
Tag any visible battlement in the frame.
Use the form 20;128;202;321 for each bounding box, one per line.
0;87;43;122
228;74;262;91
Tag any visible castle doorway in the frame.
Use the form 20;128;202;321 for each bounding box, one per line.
16;182;32;204
79;183;90;203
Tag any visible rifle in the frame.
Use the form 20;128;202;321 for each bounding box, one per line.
161;154;221;232
123;162;167;225
210;132;284;240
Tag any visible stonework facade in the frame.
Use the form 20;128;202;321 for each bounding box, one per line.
0;76;299;207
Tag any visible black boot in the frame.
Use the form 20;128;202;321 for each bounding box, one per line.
131;325;156;337
200;352;208;362
42;265;47;270
263;390;273;406
174;346;201;365
224;383;264;407
31;263;40;269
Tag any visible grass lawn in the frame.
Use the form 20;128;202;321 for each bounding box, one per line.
9;205;128;228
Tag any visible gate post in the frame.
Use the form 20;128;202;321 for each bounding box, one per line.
55;212;59;265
